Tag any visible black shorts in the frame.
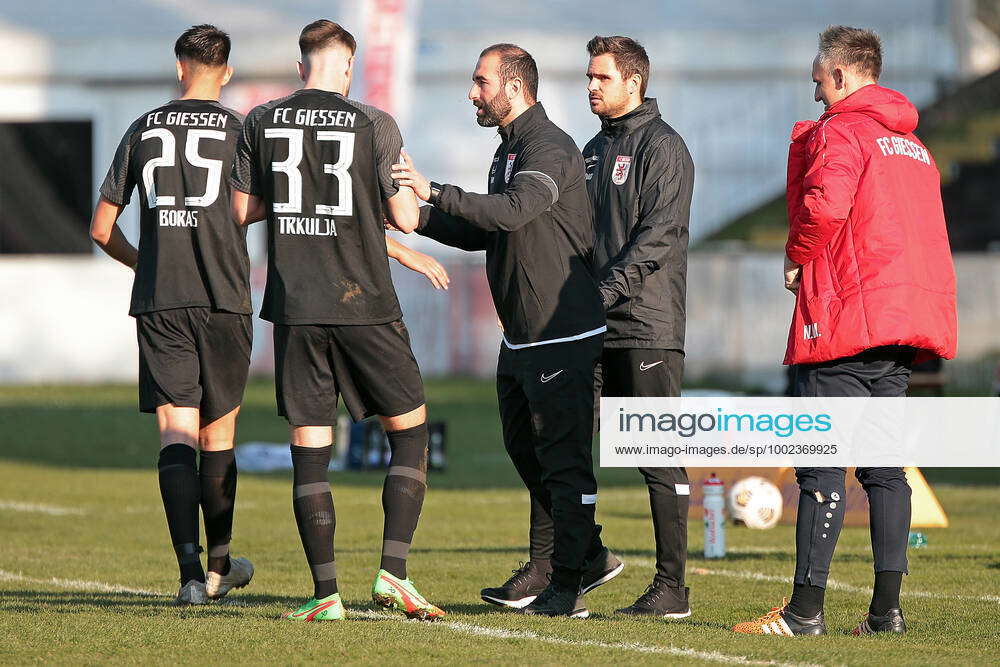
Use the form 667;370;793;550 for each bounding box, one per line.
136;307;252;423
273;319;425;425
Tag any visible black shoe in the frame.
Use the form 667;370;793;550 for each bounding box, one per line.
733;602;826;636
615;581;691;618
580;547;624;595
851;608;906;635
520;582;580;617
480;560;551;608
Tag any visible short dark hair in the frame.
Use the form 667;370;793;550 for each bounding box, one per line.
586;35;650;97
174;24;230;67
480;43;538;103
300;19;357;57
818;25;882;80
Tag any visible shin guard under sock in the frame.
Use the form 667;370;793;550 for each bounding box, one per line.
291;445;337;598
199;448;237;575
380;424;429;579
158;443;205;584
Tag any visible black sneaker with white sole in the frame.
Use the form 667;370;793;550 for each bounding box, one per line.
580;547;625;595
519;582;580;617
480;560;551;608
615;582;691;618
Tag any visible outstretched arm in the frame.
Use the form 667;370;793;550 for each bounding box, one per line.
392;148;560;233
416;206;491;252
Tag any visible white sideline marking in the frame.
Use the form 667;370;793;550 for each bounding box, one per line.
0;569;167;597
687;566;1000;605
0;500;85;516
351;609;817;667
0;569;816;665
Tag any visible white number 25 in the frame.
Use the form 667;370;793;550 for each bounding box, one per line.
140;128;227;208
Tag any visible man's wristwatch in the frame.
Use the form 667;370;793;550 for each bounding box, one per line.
428;181;443;205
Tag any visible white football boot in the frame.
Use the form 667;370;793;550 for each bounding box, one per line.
205;556;254;600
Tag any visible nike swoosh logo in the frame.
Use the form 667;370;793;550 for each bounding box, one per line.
540;370;564;383
639;361;663;371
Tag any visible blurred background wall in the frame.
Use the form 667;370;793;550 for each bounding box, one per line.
2;0;998;391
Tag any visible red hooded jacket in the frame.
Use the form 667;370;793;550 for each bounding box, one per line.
784;85;957;365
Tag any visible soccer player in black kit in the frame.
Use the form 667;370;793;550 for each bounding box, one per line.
91;25;254;605
230;20;443;622
583;36;695;619
392;44;623;618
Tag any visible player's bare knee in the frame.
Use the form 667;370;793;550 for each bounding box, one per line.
198;408;239;451
380;404;426;432
290;425;334;447
157;405;200;447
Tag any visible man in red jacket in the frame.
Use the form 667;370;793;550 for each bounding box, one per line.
733;26;957;638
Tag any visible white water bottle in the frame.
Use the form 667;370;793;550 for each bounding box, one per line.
703;473;726;558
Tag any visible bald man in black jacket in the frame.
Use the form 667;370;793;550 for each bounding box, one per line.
393;43;624;618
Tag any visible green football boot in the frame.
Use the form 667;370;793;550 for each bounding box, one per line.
371;569;445;621
283;593;345;622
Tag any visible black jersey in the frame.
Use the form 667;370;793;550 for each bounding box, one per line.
231;89;404;325
100;99;250;316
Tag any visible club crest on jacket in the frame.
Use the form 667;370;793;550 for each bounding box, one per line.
612;155;631;185
505;153;517;183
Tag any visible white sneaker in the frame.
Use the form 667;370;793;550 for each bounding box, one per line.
205;556;254;599
175;579;209;606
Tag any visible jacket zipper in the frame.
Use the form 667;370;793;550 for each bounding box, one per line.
597;133;623;225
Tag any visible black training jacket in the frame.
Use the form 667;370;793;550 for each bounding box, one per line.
583;98;694;350
418;103;605;346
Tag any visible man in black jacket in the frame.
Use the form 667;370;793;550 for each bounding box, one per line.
392;43;623;617
583;35;695;618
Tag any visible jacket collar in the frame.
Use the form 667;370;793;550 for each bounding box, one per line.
601;98;660;136
498;102;547;141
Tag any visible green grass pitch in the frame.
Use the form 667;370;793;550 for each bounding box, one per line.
1;379;998;665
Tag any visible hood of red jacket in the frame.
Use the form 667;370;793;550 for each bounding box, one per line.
820;84;918;133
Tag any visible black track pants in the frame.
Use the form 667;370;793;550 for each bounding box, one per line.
498;335;605;588
792;346;915;588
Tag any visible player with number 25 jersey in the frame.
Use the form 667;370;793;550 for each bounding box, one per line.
93;24;253;607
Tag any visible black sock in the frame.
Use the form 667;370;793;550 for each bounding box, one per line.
787;583;825;617
379;423;428;579
870;570;903;615
291;445;337;599
199;448;237;575
158;443;205;584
